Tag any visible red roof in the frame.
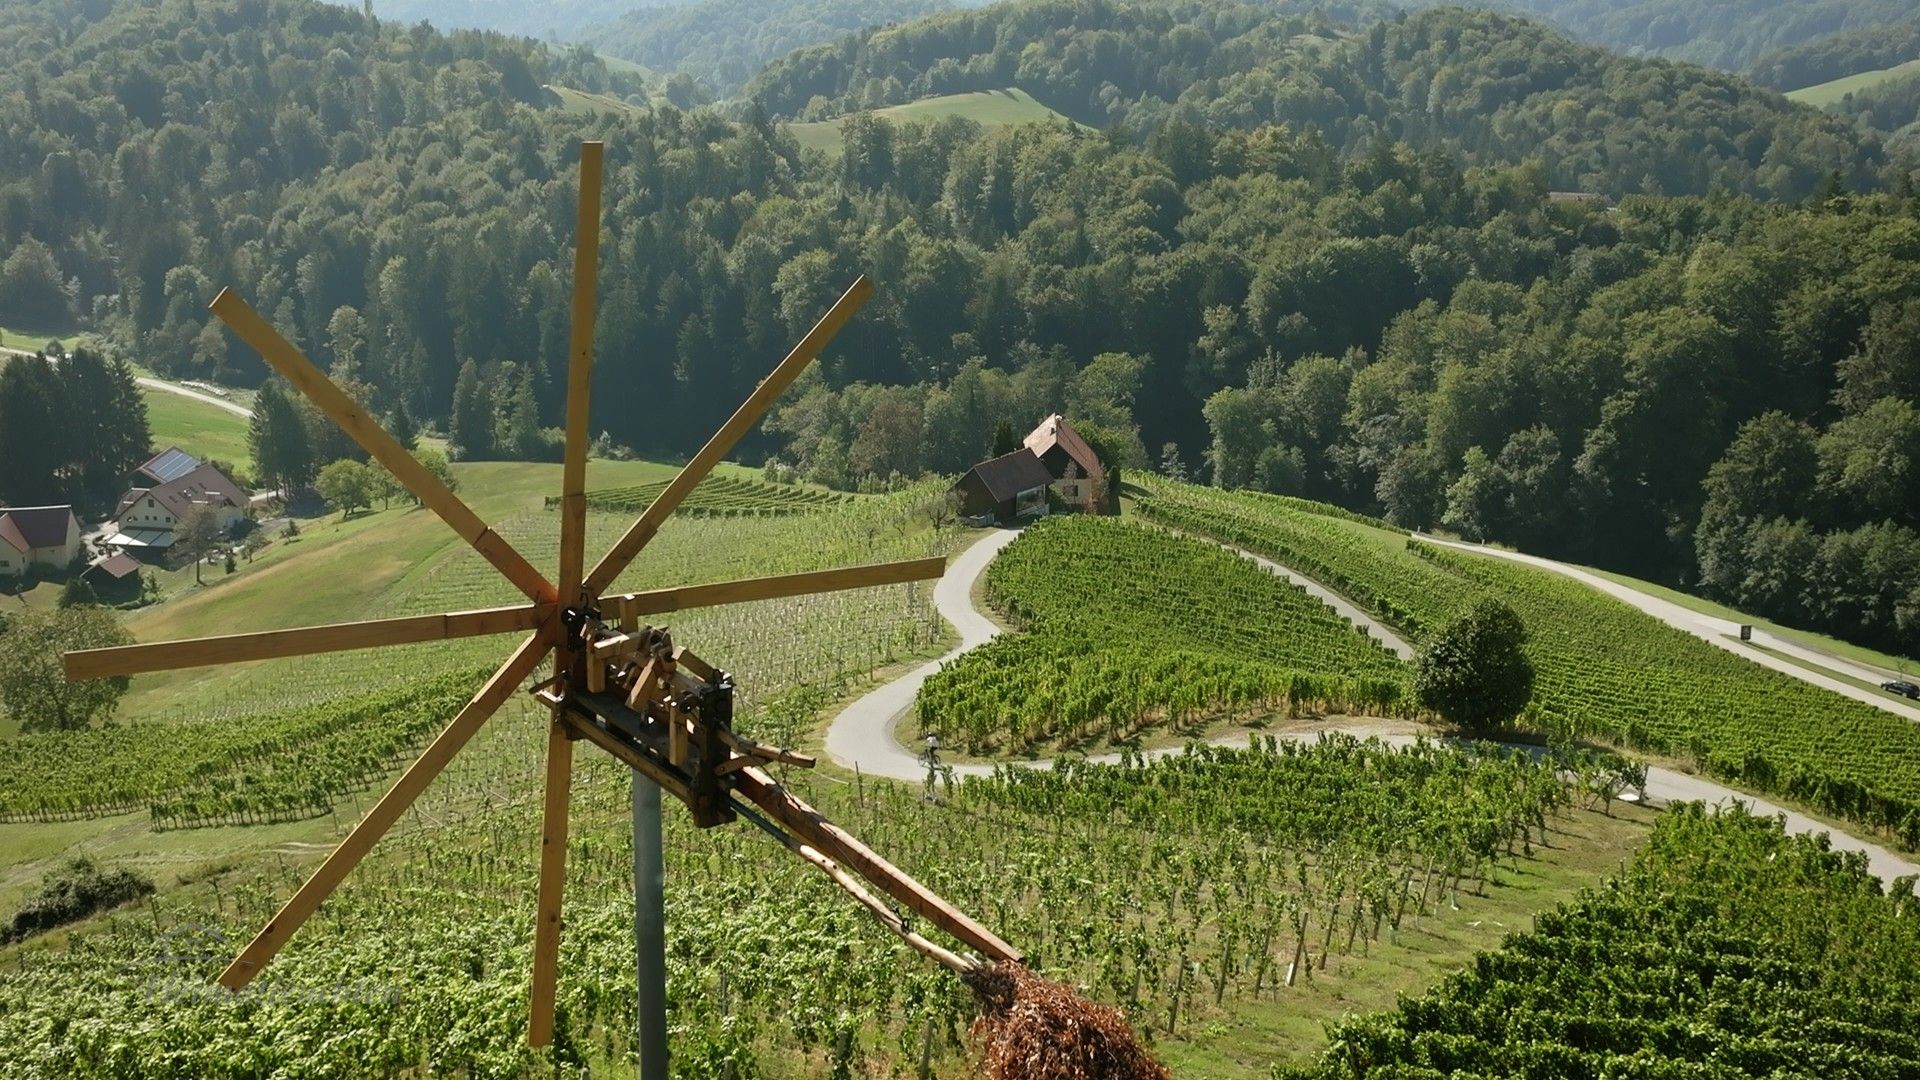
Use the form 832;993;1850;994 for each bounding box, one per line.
116;464;248;522
87;552;143;580
1022;414;1105;485
0;506;76;551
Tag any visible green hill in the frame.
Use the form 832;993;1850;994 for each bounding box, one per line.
787;88;1080;154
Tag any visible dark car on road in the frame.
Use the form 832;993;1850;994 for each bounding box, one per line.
1883;680;1920;700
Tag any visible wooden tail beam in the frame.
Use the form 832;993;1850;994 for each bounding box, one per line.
64;605;551;680
729;766;1022;964
584;276;874;594
209;289;558;606
218;632;555;990
601;556;945;622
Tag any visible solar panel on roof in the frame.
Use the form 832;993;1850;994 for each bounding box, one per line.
143;447;201;483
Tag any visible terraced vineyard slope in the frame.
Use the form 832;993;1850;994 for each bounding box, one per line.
1280;804;1920;1078
918;516;1408;752
1134;476;1920;848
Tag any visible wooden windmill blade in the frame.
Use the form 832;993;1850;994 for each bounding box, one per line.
528;139;603;1048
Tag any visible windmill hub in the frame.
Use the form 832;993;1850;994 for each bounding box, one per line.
537;617;772;829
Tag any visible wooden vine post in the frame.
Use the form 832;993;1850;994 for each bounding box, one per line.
62;142;1022;1075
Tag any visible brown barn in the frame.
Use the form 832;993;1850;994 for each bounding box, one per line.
1023;414;1107;512
953;450;1053;523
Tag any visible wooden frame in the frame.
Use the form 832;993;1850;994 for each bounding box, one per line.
63;140;1015;1052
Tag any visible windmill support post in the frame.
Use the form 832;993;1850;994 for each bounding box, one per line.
633;772;669;1078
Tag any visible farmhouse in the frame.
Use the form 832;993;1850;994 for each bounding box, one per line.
1023;413;1107;513
953;449;1053;523
0;505;83;575
105;447;249;553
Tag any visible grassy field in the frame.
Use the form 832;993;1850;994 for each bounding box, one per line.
788;88;1081;154
0;321;83;352
142;389;253;478
1787;57;1920;105
543;83;645;116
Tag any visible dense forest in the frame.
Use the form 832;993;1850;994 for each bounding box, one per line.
746;0;1889;199
363;0;652;41
1748;12;1920;92
1421;0;1920;74
594;0;954;97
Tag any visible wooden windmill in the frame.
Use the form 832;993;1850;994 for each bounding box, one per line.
63;142;1020;1064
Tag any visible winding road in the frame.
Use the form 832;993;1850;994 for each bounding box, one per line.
823;525;1920;889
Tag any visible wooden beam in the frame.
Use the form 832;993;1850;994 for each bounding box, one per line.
64;604;551;680
603;556;945;622
217;632;554;990
730;766;1022;964
584;276;874;594
557;141;603;604
527;717;574;1046
555;707;689;800
209;289;557;606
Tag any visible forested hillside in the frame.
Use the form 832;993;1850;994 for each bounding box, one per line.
1417;0;1919;74
746;0;1887;199
363;0;651;40
5;0;1920;653
594;0;953;96
1750;12;1920;91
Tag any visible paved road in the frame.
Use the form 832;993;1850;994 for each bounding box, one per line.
136;375;253;418
1421;536;1920;726
821;523;1919;890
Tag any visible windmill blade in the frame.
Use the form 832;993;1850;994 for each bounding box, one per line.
557;140;603;601
64;604;551;680
600;556;946;621
530;140;602;1048
209;289;558;606
527;720;574;1046
218;632;554;990
583;276;874;594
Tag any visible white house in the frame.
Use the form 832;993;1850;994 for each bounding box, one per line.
105;448;249;553
0;506;83;575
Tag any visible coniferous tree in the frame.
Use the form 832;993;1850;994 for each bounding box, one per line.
249;382;313;495
450;360;492;459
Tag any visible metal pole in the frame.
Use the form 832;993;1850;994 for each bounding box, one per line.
633;770;668;1079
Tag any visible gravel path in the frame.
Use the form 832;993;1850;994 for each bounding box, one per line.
820;521;1919;889
136;375;253;418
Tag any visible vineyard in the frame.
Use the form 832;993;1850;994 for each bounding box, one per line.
0;672;479;828
0;729;1634;1076
918;517;1409;752
1281;804;1920;1078
1134;476;1920;849
543;476;852;517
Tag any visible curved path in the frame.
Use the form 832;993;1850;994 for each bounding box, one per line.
824;524;1919;889
136;375;253;418
1420;536;1920;726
